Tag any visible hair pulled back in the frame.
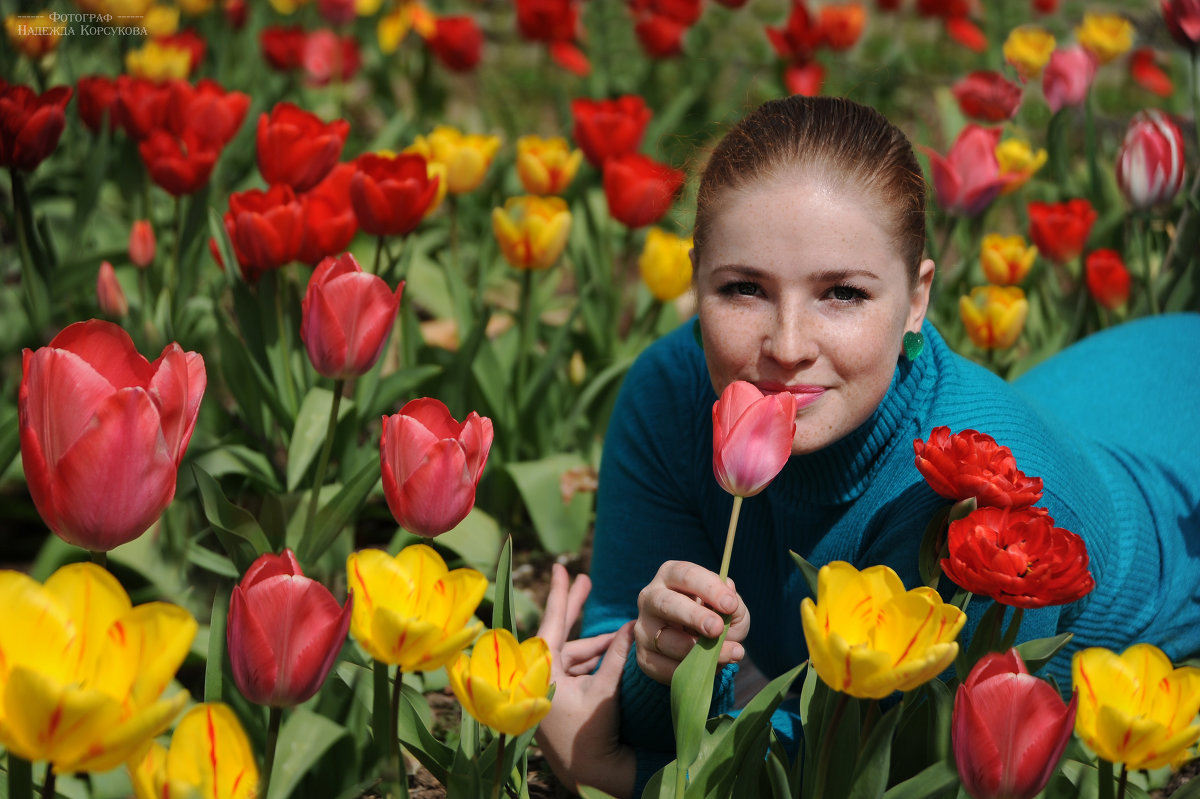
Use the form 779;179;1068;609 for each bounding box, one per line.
693;96;927;283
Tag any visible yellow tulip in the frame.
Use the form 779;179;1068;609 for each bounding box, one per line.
125;40;191;81
638;228;694;301
1073;644;1200;770
5;13;67;59
129;703;258;799
1076;12;1134;65
143;5;180;37
959;285;1028;349
995;138;1047;195
447;630;553;736
347;545;486;671
377;0;435;53
177;0;215;15
1003;26;1056;81
267;0;307;14
800;561;964;699
492;195;572;270
407;126;502;195
516;135;584;196
0;563;195;773
980;234;1037;285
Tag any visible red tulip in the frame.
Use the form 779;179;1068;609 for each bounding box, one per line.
631;0;701;58
1163;0;1200;50
302;29;361;87
96;261;129;319
516;0;579;43
1032;0;1058;12
1042;45;1097;113
784;62;826;96
224;185;304;282
549;40;591;75
297;162;359;266
712;381;797;498
350;153;440;237
76;75;119;134
428;16;484;72
157;29;207;74
317;0;356;25
1027;199;1097;265
224;0;247;29
114;75;170;140
0;83;72;171
913;426;1044;508
301;253;403;379
260;25;307;71
165;79;249;150
137;129;219;197
942;505;1094;608
766;1;823;63
922;125;1011;217
602;152;686;229
953;650;1078;799
227;549;352;708
1115;109;1186;210
257;102;350;193
945;17;987;52
570;95;652;169
819;3;867;51
381;398;494;537
1085;249;1131;310
952;71;1022;122
129;220;156;269
19;320;206;551
1129;48;1174;97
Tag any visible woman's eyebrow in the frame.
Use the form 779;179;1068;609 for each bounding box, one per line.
808;268;882;283
708;264;770;279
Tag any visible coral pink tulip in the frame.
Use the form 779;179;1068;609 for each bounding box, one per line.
129;219;156;269
1042;45;1097;113
712;381;797;498
19;320;205;551
1115;109;1186;210
227;549;352;707
300;253;403;379
381;398;494;537
922;125;1011;217
96;261;129;318
953;649;1077;799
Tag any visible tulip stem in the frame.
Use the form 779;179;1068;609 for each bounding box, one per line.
90;549;107;569
374;661;407;799
10;168;49;334
260;706;283;799
8;752;32;799
813;692;851;799
718;495;743;583
1116;763;1129;799
1099;758;1115;799
1137;214;1160;315
304;379;344;550
513;268;536;420
1000;606;1024;651
273;270;298;414
38;764;53;799
391;665;410;799
490;733;507;799
374;234;385;276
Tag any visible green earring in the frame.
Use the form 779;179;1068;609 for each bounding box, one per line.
903;330;924;361
693;317;704;352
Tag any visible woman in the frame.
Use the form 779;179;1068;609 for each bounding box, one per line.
535;95;1200;797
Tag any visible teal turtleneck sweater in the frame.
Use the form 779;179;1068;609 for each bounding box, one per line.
582;313;1200;790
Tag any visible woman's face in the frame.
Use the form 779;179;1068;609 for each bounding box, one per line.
695;173;934;456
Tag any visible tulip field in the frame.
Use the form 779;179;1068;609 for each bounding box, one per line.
3;0;1200;797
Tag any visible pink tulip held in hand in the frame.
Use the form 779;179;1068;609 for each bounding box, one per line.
712;380;797;498
381;398;494;537
300;252;403;379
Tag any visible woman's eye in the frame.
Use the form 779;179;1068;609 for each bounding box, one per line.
719;281;759;297
829;284;867;302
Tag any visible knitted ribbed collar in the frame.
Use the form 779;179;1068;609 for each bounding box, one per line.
769;322;940;506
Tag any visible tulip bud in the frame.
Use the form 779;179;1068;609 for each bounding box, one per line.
1085;249;1131;310
129;219;156;268
1042;45;1097;113
638;228;693;301
568;349;587;386
959;285;1028;349
301;252;403;379
711;380;797;498
1115;109;1186;210
96;261;129;318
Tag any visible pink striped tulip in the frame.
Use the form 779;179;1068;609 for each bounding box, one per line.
712;381;796;498
1115;109;1186;210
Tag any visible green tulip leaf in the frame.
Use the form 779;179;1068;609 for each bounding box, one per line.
848;701;905;799
1015;632;1075;674
287;386;353;492
506;454;592;555
492;535;516;634
881;758;959;799
0;407;20;483
395;683;454;782
956;599;1006;681
918;505;951;589
670;626;728;779
295;458;379;566
578;787;621;799
266;709;350;799
789;550;820;597
193;464;273;571
764;748;791;799
205;588;228;703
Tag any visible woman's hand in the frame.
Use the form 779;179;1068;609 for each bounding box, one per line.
635;560;750;684
534;564;637;799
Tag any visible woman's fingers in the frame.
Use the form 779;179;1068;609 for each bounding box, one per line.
537;563;572;649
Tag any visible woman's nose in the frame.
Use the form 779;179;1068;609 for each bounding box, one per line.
763;302;818;367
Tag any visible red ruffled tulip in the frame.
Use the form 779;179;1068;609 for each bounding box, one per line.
952;71;1022;122
350;153;440;237
953;650;1078;799
1085;249;1131;310
922;125;1011;217
76;75;119;134
129;219;156;269
602;152;686;229
1129;48;1174;97
631;0;701;59
516;0;579;43
0;83;71;171
257;102;350;193
227;549;352;708
914;426;1044;508
224;185;304;282
381;398;494;537
712;381;797;498
19;320;206;551
114;75;170;140
570;95;653;169
297;162;358;266
766;1;823;64
261;25;308;71
428;15;484;72
302;29;361;86
301;253;403;379
165;78;249;150
1027;198;1097;265
137;129;219;197
943;505;1094;608
1163;0;1200;50
1115;109;1186;210
1042;45;1097;113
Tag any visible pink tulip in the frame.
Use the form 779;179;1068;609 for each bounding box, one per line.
300;252;403;379
1042;45;1098;113
227;549;353;707
18;320;205;551
711;381;797;498
1115;109;1186;210
96;261;129;318
953;649;1077;799
380;398;494;537
922;125;1011;217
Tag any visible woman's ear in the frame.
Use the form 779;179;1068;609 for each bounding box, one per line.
907;258;935;331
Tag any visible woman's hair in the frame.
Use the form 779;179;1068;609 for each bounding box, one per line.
692;96;927;283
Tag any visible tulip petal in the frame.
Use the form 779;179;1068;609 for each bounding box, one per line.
394;439;474;534
347;549;415;659
47;319;155;390
67;692;190;773
2;666;120;768
227;583;281;705
164;703;259;799
148;344;206;463
92;602;198;709
0;570;76;684
21;345;122;472
715;394;795;497
43;563;132;681
384;412;441;484
129;740;169;799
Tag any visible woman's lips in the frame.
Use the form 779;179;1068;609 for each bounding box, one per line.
756;383;825;409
